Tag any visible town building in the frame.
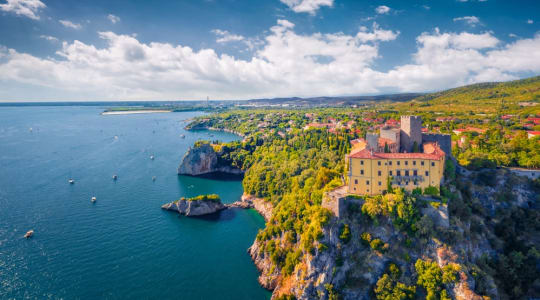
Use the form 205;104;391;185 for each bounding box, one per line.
348;116;448;195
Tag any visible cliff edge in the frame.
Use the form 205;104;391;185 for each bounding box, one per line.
178;143;243;176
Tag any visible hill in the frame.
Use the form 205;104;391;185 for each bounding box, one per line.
393;76;540;114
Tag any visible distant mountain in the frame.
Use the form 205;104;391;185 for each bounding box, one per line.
245;93;423;106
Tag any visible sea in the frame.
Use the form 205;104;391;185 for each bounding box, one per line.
0;106;271;299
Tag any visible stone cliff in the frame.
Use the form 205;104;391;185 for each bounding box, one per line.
178;143;243;176
161;198;225;216
247;168;538;299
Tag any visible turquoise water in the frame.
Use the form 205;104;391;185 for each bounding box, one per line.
0;107;270;299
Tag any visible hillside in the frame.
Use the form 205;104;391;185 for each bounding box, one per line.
392;76;540;114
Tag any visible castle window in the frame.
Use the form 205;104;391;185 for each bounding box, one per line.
421;161;424;166
425;171;429;176
378;171;381;176
431;162;435;167
397;170;401;176
405;161;408;166
360;160;364;165
378;181;382;186
413;170;417;176
405;170;409;176
366;180;370;185
360;170;364;175
389;161;392;166
378;161;381;166
413;161;416;166
354;179;358;184
397;161;400;166
389;171;393;176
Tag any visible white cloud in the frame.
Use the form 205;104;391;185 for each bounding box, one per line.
211;29;245;43
59;20;82;30
375;5;390;14
356;23;399;42
0;21;539;101
280;0;333;15
527;19;534;24
0;0;45;20
453;16;481;27
39;35;58;42
107;14;120;24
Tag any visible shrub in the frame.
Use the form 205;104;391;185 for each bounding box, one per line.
424;186;439;196
339;224;351;244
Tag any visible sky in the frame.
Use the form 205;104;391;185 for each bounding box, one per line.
0;0;538;101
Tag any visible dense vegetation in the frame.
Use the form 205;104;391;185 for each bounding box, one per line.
177;194;221;203
182;76;540;299
397;76;540;114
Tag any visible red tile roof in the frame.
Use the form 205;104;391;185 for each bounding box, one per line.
349;142;445;160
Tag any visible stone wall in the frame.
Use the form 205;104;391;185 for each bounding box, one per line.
505;167;540;180
422;133;452;157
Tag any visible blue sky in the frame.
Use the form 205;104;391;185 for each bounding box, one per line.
0;0;538;101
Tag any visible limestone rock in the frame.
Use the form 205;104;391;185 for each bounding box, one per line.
161;198;225;216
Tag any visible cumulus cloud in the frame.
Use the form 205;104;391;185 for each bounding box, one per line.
39;35;58;42
280;0;333;15
211;29;245;43
0;21;539;101
59;20;82;29
0;0;45;20
375;5;390;14
107;14;120;24
453;16;481;27
356;23;399;42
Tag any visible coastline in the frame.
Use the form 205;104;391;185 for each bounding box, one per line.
187;124;246;138
101;110;172;115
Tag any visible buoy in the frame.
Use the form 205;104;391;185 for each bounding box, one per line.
24;230;34;238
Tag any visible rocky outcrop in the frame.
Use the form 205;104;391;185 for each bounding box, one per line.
249;239;280;290
240;193;273;222
161;199;225;216
178;143;243;176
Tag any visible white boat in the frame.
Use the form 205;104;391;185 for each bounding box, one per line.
180;134;185;138
112;175;118;180
152;176;156;181
68;179;75;184
150;155;155;160
24;230;34;238
91;196;97;203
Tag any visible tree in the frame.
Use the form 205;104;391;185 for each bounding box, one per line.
412;141;419;153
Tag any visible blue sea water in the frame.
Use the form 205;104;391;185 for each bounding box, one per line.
0;107;270;299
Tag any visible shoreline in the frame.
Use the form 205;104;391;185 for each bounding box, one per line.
187;125;246;138
101;110;172;115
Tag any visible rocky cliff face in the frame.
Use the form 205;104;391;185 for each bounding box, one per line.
178;143;243;176
241;193;273;222
248;168;538;300
161;199;225;216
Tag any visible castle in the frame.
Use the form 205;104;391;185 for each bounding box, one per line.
348;116;450;195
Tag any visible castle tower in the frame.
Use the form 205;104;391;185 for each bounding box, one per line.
400;116;422;152
366;133;378;151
